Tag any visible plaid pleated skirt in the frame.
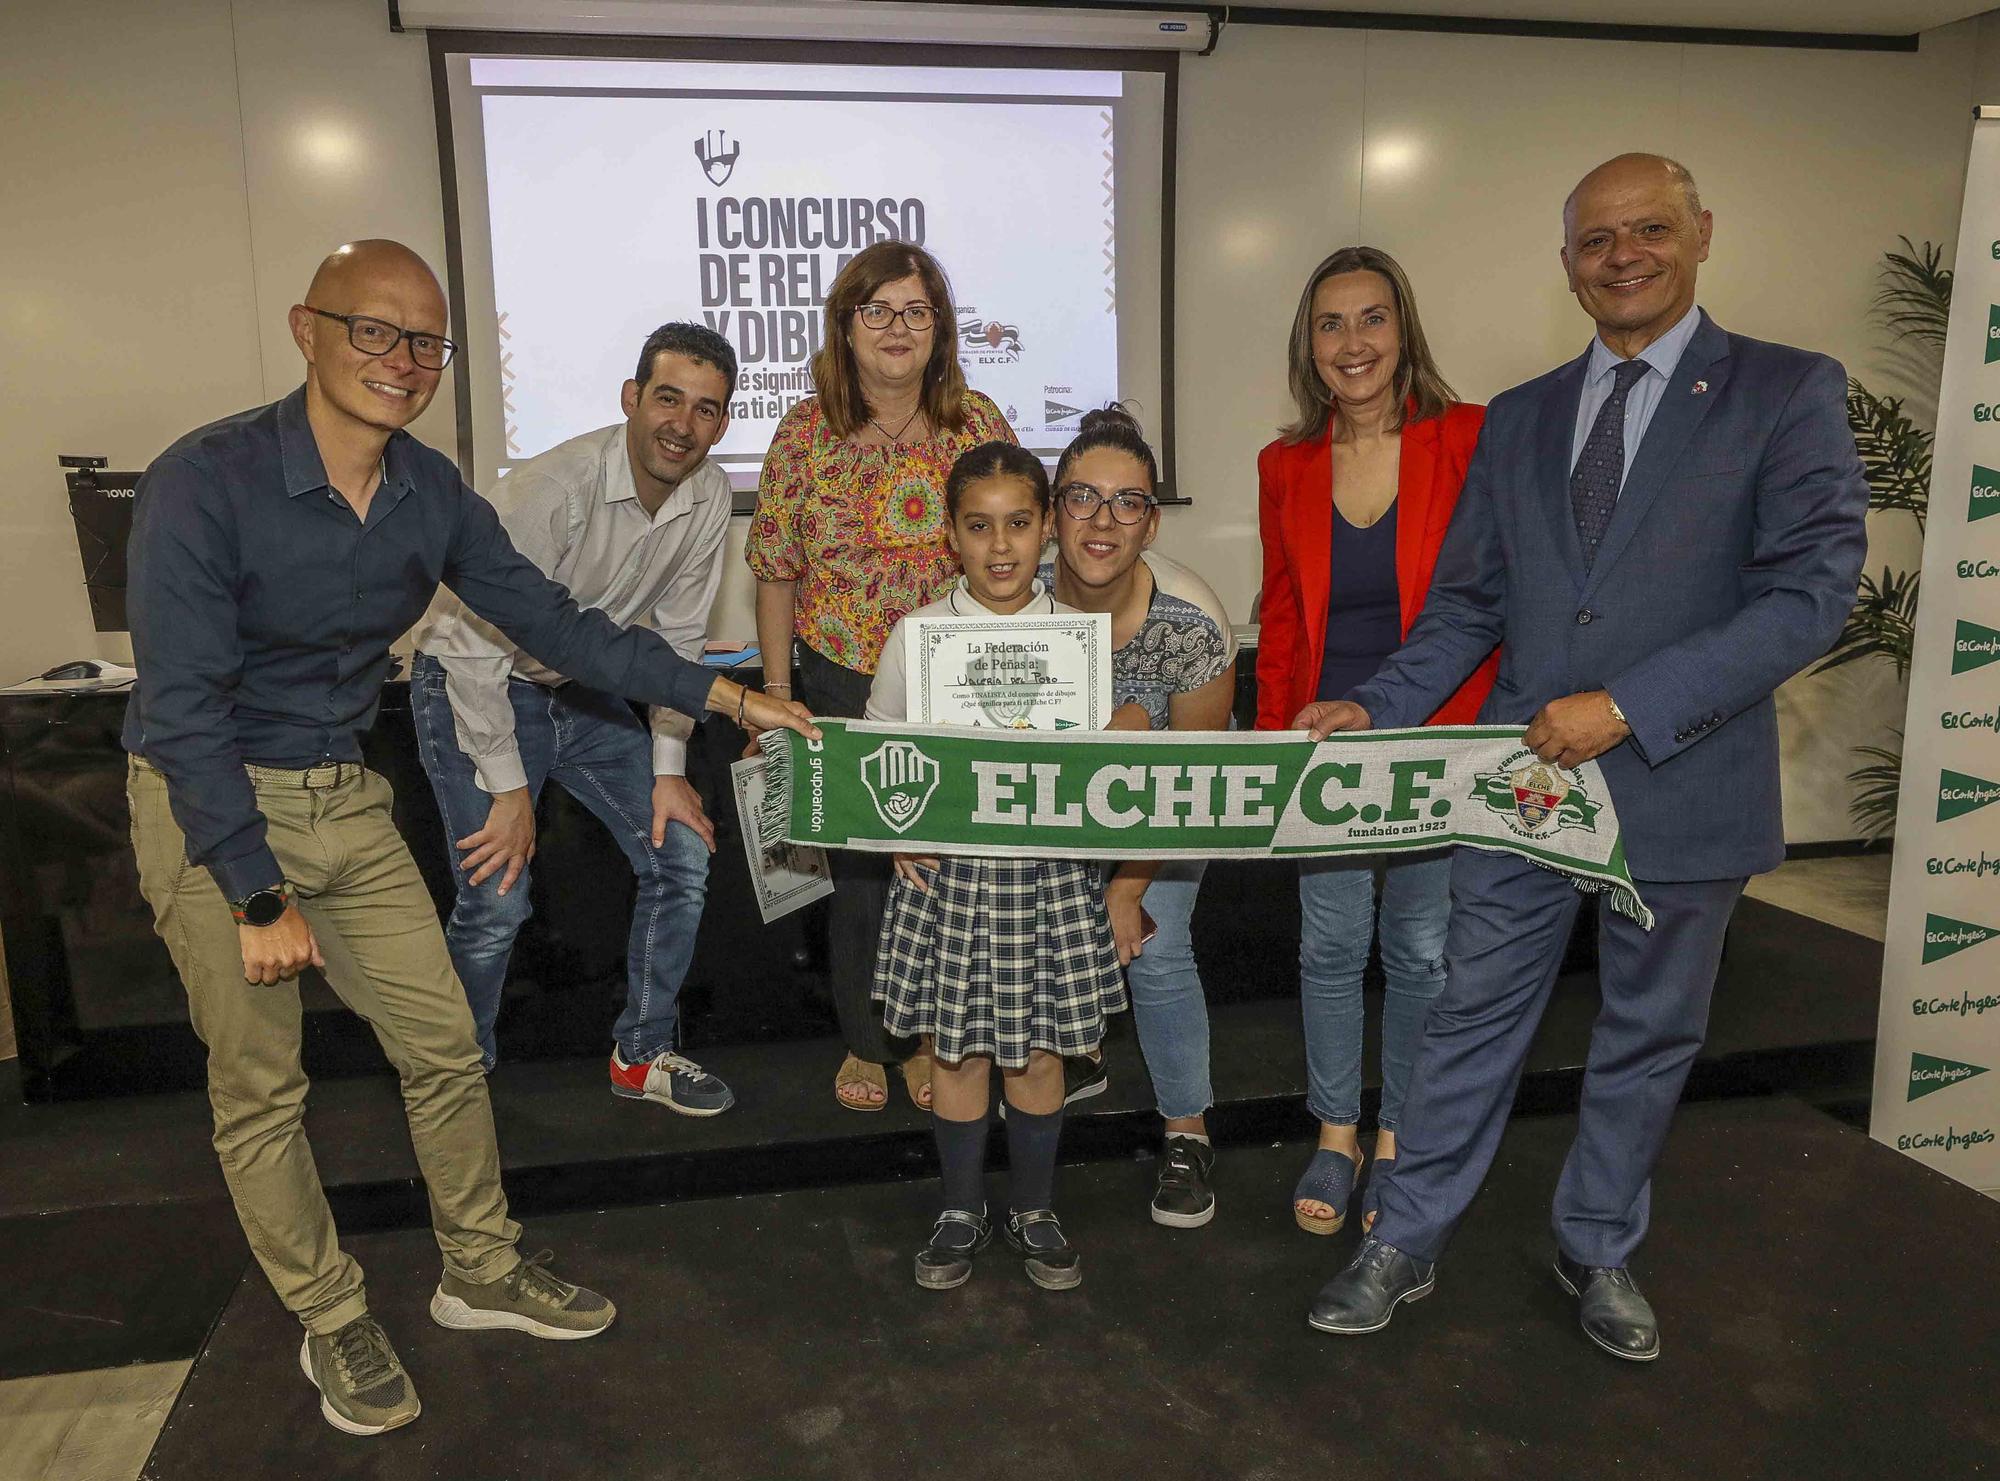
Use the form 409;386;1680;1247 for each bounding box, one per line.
872;856;1128;1069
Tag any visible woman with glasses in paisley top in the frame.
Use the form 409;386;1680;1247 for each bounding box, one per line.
747;241;1017;1114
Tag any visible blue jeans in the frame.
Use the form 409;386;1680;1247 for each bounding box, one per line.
410;655;709;1069
1124;859;1212;1120
1298;849;1452;1130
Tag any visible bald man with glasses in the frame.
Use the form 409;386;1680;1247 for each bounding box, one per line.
123;239;815;1435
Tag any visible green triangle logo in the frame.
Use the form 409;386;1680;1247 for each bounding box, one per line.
1938;769;2000;821
1988;305;2000;363
1923;912;1999;964
1909;1051;1990;1102
1974;465;2000;523
1953;619;2000;674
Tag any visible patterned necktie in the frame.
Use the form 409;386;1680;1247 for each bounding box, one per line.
1569;358;1651;566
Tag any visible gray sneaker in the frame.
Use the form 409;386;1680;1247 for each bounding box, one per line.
299;1316;420;1436
430;1249;616;1340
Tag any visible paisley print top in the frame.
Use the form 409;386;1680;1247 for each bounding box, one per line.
745;391;1017;673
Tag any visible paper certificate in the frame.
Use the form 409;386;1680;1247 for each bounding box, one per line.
730;757;834;924
908;611;1111;731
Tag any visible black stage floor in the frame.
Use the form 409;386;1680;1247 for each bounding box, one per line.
141;1096;1999;1481
0;898;1883;1382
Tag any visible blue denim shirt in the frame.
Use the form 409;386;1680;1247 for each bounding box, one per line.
123;387;718;900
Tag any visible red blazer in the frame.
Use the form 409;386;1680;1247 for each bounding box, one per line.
1255;400;1500;731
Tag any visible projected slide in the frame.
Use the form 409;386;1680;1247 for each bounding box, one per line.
464;57;1152;481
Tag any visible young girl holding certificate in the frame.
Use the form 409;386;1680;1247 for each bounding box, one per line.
865;441;1131;1292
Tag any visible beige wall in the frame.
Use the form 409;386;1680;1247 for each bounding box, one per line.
0;0;1987;845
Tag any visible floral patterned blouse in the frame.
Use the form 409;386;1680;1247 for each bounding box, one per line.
745;391;1017;673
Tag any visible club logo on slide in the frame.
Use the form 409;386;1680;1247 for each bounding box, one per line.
957;309;1023;363
1922;912;1999;965
1953;618;2000;674
1045;400;1085;424
861;741;940;835
694;129;741;187
1469;750;1602;839
1938;768;2000;822
1970;465;2000;523
1908;1051;1990;1103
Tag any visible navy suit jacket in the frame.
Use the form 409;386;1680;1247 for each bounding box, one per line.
1351;311;1868;882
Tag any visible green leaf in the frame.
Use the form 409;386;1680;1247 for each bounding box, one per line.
1846;740;1905;839
1871;236;1952;348
1845;379;1930;529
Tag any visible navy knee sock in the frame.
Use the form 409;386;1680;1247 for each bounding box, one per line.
1004;1103;1065;1214
932;1110;989;1219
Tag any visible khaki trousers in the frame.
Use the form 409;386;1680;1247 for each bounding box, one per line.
128;757;521;1335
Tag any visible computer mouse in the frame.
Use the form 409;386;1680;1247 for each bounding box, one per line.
40;660;104;681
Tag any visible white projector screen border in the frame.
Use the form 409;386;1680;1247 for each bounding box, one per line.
425;29;1182;512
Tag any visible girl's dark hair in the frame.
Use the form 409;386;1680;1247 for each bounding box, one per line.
944;440;1051;519
1052;403;1158;494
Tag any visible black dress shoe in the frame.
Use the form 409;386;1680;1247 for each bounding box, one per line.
915;1208;992;1290
1002;1209;1083;1290
1553;1253;1660;1362
1306;1234;1435;1335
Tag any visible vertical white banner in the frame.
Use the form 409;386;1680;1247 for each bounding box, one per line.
1871;110;2000;1191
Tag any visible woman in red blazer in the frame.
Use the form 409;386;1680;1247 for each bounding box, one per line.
1255;246;1499;1240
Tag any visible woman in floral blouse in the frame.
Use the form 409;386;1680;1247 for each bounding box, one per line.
747;240;1016;1112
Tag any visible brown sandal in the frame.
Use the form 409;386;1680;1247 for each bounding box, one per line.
834;1053;888;1112
900;1050;934;1111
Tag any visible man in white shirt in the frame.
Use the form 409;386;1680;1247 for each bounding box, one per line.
412;323;738;1113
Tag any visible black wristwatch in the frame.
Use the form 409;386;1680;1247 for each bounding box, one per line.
231;884;291;928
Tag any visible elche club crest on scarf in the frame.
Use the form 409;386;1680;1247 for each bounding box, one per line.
1469;747;1603;839
861;740;941;834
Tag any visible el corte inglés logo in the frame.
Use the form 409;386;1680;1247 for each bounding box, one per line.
1972;464;2000;523
1952;618;2000;674
1922;912;1999;965
1908;1051;1990;1103
1938;768;2000;822
1987;305;2000;364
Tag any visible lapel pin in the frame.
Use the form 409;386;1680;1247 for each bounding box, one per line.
1691;379;1708;395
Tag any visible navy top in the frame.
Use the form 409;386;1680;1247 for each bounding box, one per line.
122;387;718;900
1314;501;1401;703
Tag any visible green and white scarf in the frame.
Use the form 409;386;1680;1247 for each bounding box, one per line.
758;720;1652;928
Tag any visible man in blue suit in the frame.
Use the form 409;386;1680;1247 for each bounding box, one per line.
1300;154;1868;1360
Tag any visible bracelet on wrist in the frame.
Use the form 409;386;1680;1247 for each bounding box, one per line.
736;685;749;727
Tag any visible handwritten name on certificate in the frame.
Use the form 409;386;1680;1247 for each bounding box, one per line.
908;611;1110;730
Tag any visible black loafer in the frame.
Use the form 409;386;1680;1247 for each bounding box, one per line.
1306;1234;1435;1335
1002;1209;1083;1290
1553;1253;1660;1362
915;1208;992;1290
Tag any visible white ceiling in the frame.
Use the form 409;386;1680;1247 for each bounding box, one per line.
1224;1;1984;37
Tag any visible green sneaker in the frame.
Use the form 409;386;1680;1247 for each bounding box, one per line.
430;1249;616;1340
299;1316;420;1436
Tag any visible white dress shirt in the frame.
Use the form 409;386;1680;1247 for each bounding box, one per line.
415;424;730;792
1568;302;1704;493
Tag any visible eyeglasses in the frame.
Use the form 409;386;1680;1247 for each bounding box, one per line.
305;307;458;370
1058;485;1156;524
854;301;936;332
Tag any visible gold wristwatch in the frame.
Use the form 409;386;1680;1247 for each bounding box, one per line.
1606;693;1629;728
